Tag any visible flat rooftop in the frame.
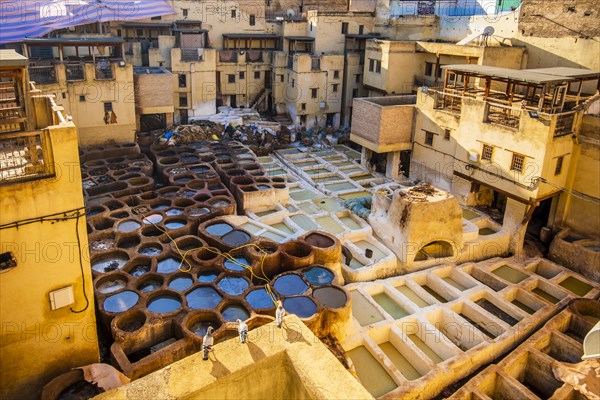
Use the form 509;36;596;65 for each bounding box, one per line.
0;49;28;67
442;64;600;85
133;66;171;75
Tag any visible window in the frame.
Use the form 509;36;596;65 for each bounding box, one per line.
151;16;162;20
249;15;256;26
352;88;358;98
437;65;443;79
136;28;143;37
292;79;295;88
179;74;187;88
359;25;364;35
301;103;306;111
79;95;86;102
355;74;361;83
341;22;349;34
333;70;340;79
375;60;381;73
310;22;313;31
182;9;188;17
444;129;451;141
0;252;17;271
424;131;434;146
179;93;188;108
103;102;113;112
369;59;374;72
332;84;339;93
510;153;525;173
482;144;493;161
239;71;245;79
311;88;318;99
425;62;433;76
555;156;564;175
228;74;235;83
231;9;236;18
254;71;261;80
279;74;284;82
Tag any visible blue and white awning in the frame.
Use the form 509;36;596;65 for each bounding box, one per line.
0;1;175;45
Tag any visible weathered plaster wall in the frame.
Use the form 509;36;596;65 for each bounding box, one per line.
0;123;99;400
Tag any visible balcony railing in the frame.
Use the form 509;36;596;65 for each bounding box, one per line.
484;102;521;129
246;51;263;63
95;62;114;80
0;130;53;184
181;48;204;62
219;50;238;63
433;90;462;114
65;63;85;81
554;112;576;137
29;66;57;84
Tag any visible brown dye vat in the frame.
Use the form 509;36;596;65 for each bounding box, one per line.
564;299;600;341
300;231;343;284
280;241;315;271
41;368;100;400
79;142;140;163
85;142;347;378
92;231;347;378
244;239;282;281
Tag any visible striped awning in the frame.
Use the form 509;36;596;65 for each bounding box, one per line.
0;1;175;45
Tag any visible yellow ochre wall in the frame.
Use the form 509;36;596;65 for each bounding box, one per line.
32;63;136;146
0;123;99;400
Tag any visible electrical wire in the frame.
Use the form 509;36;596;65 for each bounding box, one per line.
0;207;86;230
70;211;90;313
136;209;278;305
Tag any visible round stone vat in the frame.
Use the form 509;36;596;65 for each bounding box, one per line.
146;290;183;316
95;272;129;294
280;241;315;271
183;310;224;339
243;239;281;281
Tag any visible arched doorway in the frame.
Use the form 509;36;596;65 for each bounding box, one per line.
414;241;454;261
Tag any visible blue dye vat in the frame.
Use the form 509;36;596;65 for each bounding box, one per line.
206;223;233;237
224;256;248;272
303;267;334;286
165;208;184;216
246;288;274;309
283;296;317;318
198;271;218;283
92;256;128;273
186;287;223;309
169;276;193;291
165;221;186;229
221;305;250;322
221;230;250;246
147;296;182;314
217;277;249;296
103;291;139;313
157;258;181;273
138;280;161;292
273;274;308;296
129;264;150;277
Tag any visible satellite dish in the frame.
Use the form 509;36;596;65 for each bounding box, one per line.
483;26;495;36
286;8;295;19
